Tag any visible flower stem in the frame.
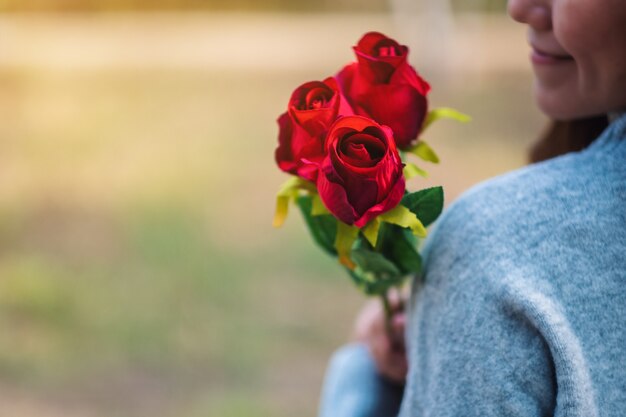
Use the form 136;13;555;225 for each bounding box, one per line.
380;291;403;349
380;290;396;346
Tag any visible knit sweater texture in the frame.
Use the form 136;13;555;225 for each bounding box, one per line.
319;113;626;417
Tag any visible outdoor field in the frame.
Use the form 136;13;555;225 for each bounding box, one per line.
0;10;544;417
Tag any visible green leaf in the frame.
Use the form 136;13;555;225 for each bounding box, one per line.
351;247;401;277
347;248;406;296
401;187;444;227
389;229;422;274
296;195;337;256
375;224;422;275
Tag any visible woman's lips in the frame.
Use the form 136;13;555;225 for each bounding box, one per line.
531;47;574;65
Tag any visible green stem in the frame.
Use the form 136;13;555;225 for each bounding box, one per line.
380;291;395;344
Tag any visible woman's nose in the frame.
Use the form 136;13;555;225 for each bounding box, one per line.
508;0;552;31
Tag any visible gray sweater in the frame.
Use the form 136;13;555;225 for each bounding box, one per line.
319;113;626;417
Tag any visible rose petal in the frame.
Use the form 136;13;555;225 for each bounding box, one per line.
275;112;295;169
353;174;405;228
390;62;431;96
344;142;371;161
317;158;359;225
354;51;398;84
339;133;385;167
356;32;390;56
355;83;428;149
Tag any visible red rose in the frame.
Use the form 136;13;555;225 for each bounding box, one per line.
275;77;353;182
317;116;405;228
336;32;430;149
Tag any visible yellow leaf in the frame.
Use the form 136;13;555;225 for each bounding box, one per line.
403;162;429;179
272;176;313;228
277;176;303;195
311;194;331;216
335;221;359;270
408;141;440;164
380;205;427;238
422;107;471;132
362;218;381;247
273;195;290;228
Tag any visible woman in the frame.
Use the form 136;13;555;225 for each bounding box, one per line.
319;0;626;416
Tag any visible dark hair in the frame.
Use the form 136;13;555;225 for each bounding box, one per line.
529;116;609;163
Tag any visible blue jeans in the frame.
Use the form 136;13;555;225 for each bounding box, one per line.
318;343;404;417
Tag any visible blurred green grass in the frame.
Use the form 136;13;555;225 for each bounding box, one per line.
0;67;372;416
0;12;544;417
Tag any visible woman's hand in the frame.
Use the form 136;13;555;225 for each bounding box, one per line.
352;289;408;384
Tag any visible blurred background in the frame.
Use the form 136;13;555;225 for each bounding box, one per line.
0;1;545;416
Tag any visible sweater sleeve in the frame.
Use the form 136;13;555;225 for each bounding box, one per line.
318;343;404;417
399;270;559;417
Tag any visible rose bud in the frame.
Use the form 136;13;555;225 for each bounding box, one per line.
275;77;353;182
336;32;431;149
317;115;405;228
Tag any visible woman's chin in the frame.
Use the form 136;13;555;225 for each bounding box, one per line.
535;97;571;121
534;84;623;120
535;88;596;121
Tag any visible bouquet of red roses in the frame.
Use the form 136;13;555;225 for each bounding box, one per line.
273;32;467;324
